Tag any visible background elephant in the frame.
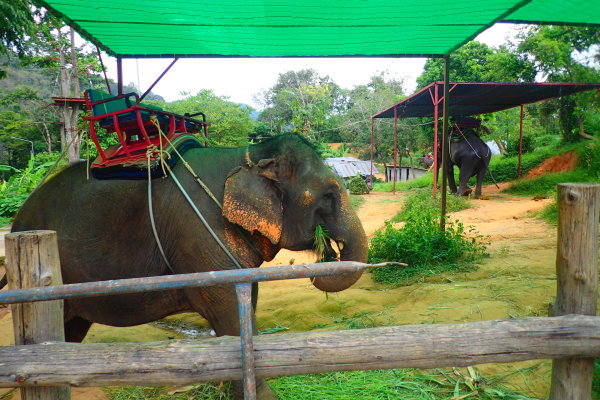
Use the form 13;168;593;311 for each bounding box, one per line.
444;127;492;198
6;134;368;399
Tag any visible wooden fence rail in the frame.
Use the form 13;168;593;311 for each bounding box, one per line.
0;315;599;388
1;183;598;400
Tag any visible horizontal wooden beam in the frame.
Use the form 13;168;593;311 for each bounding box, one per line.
1;315;599;388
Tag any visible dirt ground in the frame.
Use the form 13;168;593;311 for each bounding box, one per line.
0;186;562;399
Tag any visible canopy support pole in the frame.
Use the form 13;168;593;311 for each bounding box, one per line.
393;108;398;194
96;46;112;95
518;104;524;178
370;118;374;187
440;56;450;232
117;56;123;96
433;83;439;198
140;58;179;102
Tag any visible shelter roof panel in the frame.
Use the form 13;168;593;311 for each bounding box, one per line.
373;82;600;119
502;0;600;25
37;0;536;57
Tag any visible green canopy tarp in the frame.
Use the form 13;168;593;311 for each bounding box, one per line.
36;0;600;58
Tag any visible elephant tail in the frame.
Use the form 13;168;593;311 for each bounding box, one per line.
0;274;6;290
486;165;501;189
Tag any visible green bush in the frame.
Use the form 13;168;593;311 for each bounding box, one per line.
506;135;534;156
348;174;368;195
368;211;489;286
0;153;62;218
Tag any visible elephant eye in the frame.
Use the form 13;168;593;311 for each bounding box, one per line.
321;192;337;211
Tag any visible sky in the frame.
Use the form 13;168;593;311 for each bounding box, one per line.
103;23;521;110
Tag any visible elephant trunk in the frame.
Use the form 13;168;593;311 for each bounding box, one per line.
311;209;368;293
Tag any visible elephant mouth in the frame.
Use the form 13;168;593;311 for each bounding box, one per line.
313;225;344;262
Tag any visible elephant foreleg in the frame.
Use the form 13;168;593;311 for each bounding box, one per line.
474;164;487;198
446;164;458;194
457;165;474;196
184;286;277;400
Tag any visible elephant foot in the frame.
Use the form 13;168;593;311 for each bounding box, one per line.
461;188;473;196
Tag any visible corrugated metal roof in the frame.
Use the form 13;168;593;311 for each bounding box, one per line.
324;158;379;178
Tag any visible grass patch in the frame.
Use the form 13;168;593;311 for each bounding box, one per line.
348;194;365;211
503;171;595;197
368;212;489;286
271;368;536;400
0;216;11;228
105;383;231;400
393;190;471;222
373;174;433;192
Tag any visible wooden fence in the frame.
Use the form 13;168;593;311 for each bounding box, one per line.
0;183;598;400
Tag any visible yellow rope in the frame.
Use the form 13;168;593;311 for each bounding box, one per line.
150;115;222;209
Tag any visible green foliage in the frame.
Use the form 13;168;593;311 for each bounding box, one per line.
504;171;594;197
0;152;62;217
368;211;488;286
393;190;471;222
0;0;35;62
166;90;254;147
271;368;535;400
257;69;342;140
416;42;536;90
373;174;434;192
505;135;534;157
486;146;559;184
348;174;368;195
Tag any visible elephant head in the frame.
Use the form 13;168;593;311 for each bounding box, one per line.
222;135;368;292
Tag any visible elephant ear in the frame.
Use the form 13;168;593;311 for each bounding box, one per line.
222;160;282;244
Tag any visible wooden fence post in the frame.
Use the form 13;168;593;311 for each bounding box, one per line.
5;230;70;400
550;183;599;400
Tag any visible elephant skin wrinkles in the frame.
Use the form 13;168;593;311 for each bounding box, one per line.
8;134;368;400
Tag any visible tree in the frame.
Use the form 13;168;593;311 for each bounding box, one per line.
416;41;536;89
0;86;59;168
257;69;342;139
335;72;414;165
167;90;255;147
0;0;35;78
517;25;600;141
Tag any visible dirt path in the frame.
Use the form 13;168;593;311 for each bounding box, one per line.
0;187;559;399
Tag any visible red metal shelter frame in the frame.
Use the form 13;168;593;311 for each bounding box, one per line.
371;81;600;197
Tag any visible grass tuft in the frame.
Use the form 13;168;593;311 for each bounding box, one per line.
393;190;471;222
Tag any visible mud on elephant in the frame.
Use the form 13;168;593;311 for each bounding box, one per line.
6;134;368;399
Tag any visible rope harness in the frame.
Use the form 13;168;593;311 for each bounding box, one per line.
448;124;500;189
147;116;244;270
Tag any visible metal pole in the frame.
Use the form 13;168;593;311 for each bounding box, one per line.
433;83;439;198
0;261;386;305
518;105;524;178
393;108;398;193
370;118;374;186
11;136;34;156
440;56;450;232
140;58;179;102
96;46;112;95
117;56;123;95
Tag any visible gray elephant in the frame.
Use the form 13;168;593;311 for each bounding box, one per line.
442;122;492;198
5;134;368;399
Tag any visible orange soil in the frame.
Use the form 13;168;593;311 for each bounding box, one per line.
526;151;578;178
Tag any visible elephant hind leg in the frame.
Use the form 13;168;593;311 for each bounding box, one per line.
64;316;92;343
